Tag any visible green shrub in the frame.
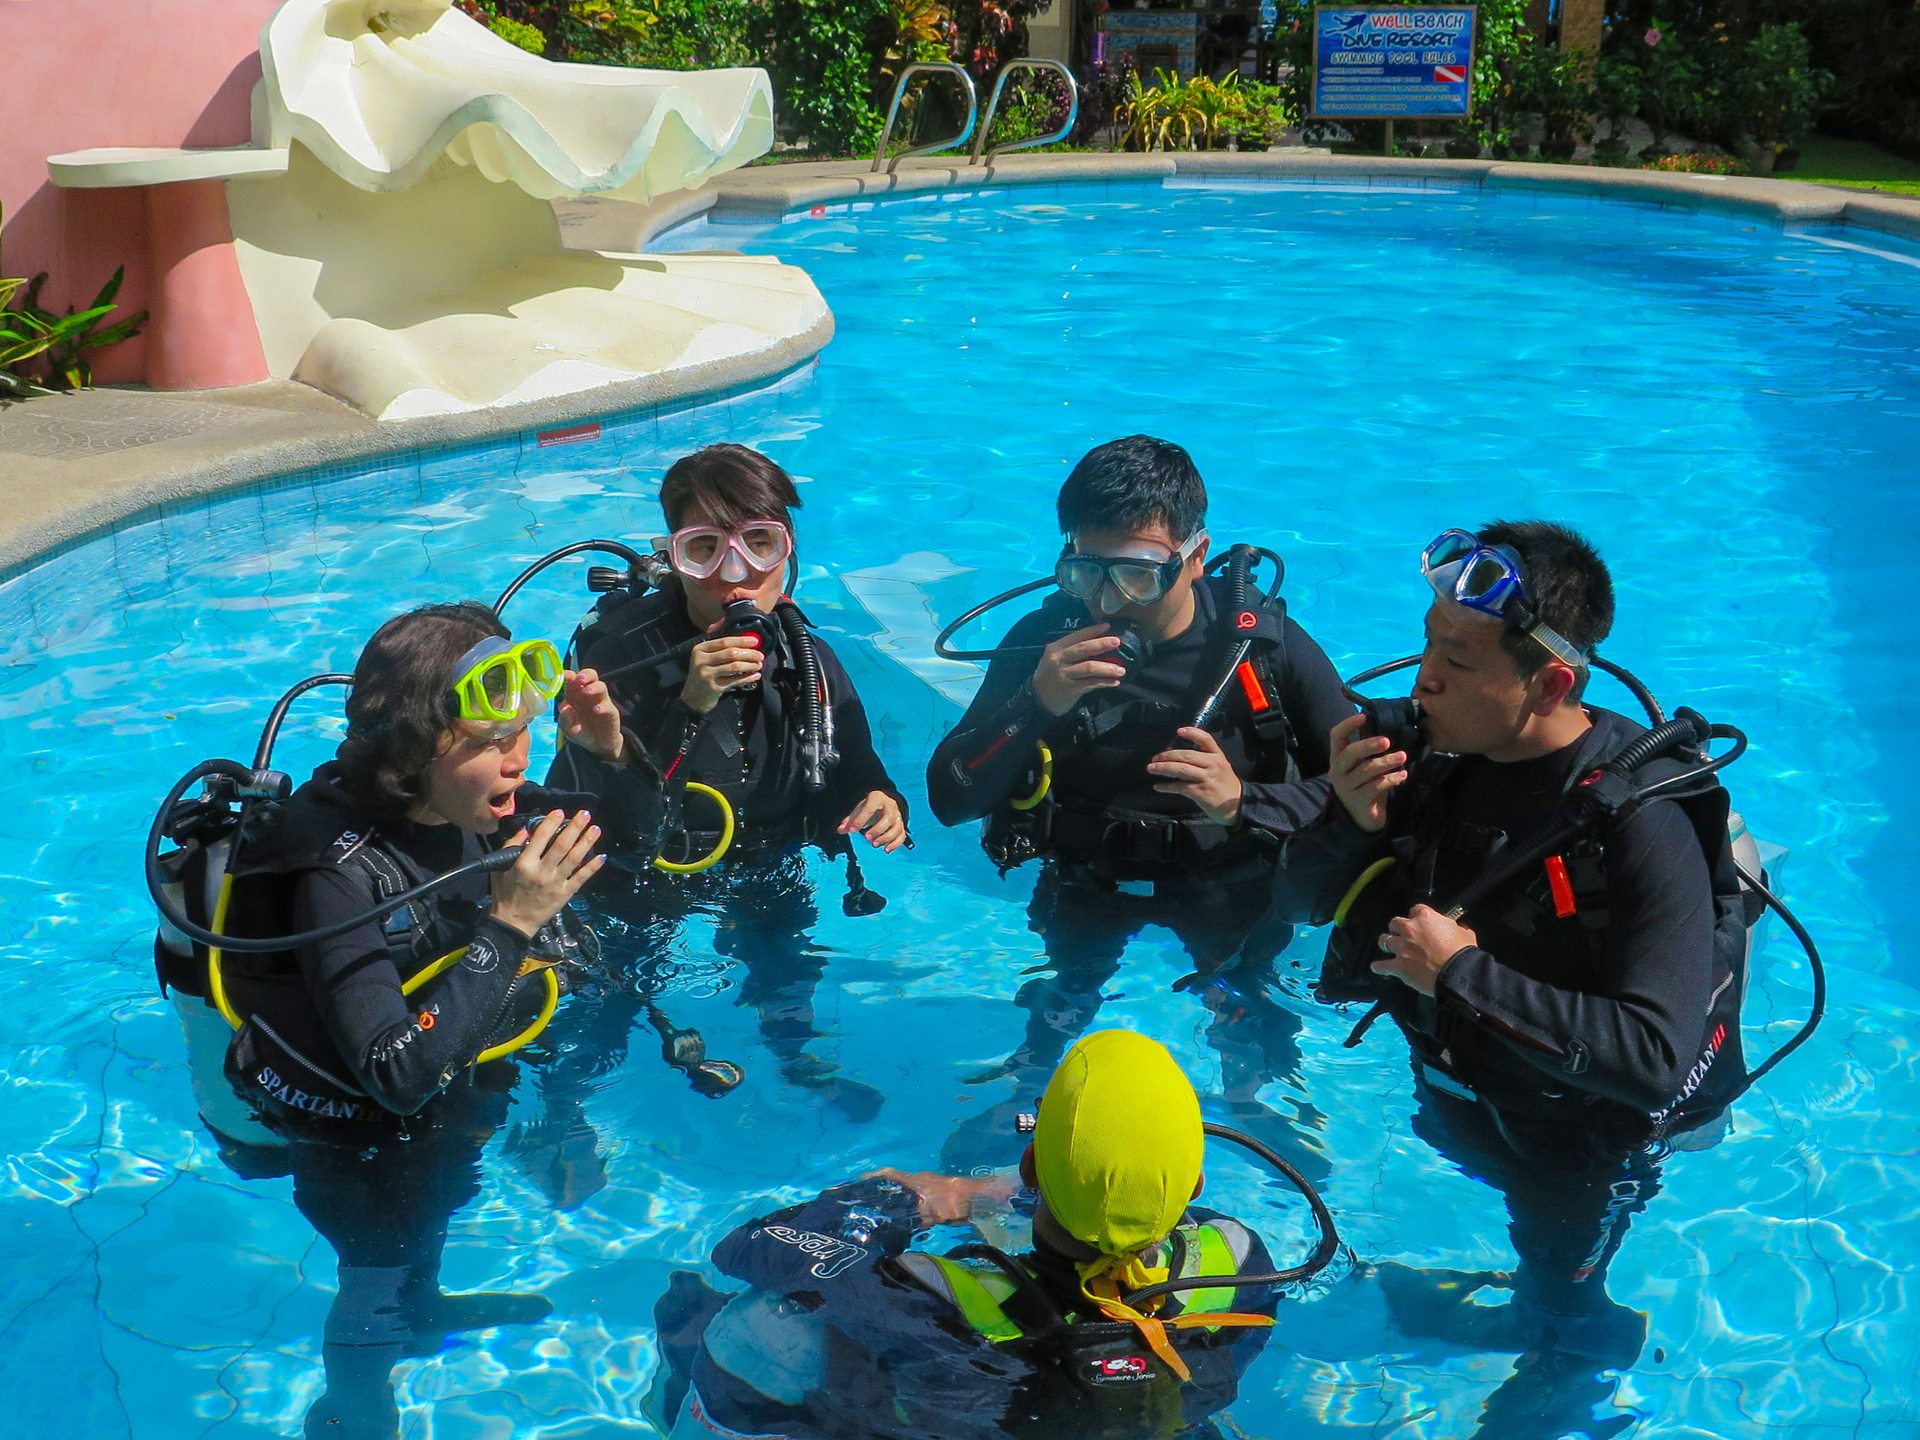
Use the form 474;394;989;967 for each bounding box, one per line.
750;0;890;154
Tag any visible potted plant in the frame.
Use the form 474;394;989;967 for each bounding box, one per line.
1513;44;1593;161
1591;52;1642;161
1634;21;1698;162
1724;24;1829;176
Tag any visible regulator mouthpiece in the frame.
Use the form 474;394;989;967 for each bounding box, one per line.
1350;691;1425;758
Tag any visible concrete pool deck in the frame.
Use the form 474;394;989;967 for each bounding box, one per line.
4;150;1917;581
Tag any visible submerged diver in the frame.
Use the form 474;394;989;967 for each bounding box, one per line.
1264;523;1751;1435
925;436;1351;1166
176;602;664;1438
651;1030;1289;1440
547;443;907;1121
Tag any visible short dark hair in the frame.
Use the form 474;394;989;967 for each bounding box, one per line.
336;602;507;821
1056;436;1206;543
658;444;802;531
1478;520;1614;690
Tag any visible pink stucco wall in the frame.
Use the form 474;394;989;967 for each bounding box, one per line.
0;0;280;385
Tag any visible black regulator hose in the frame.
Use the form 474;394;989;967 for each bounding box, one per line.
254;673;353;771
776;600;833;792
1192;545;1275;730
1121;1122;1342;1307
492;539;656;618
146;760;524;955
1341;654;1665;728
1731;858;1826;1094
933;575;1058;661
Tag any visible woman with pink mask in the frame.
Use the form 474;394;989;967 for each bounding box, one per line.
549;444;906;1121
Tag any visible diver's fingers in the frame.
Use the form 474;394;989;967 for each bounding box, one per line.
1055;633;1124;664
1331;732;1395;777
558;851;607;900
557;816;602;872
1330;712;1369;748
522;809;567;861
1174;726;1225;755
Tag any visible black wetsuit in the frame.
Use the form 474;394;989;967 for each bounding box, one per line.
546;582;905;1117
552;582;902;851
924;579;1349;1176
1268;707;1737;1423
653;1178;1277;1440
211;757;661;1438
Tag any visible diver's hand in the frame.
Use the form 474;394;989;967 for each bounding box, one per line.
1374;904;1474;997
865;1169;1019;1227
1031;624;1127;717
558;668;624;762
681;625;764;715
1147;727;1244;824
1329;712;1410;835
489;809;604;937
839;790;907;853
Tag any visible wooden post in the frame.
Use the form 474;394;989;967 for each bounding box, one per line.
1384;119;1395;156
1559;0;1604;58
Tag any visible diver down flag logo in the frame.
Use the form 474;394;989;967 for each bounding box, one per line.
1433;65;1467;83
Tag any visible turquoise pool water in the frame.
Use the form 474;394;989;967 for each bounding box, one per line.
5;177;1919;1437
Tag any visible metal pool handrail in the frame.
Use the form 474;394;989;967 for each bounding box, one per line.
872;63;979;175
970;59;1080;165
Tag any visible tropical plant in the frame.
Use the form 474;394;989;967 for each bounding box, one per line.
1631;21;1700;154
1117;70;1288;153
1723;23;1829;150
1591;52;1643;157
1512;44;1594;155
457;0;658;62
749;0;890;153
1;204;149;399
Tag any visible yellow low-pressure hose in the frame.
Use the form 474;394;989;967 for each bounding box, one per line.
207;875;241;1029
653;781;736;873
1010;742;1053;812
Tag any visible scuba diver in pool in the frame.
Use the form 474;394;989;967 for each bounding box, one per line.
651;1029;1328;1440
1264;522;1756;1436
924;436;1352;1167
151;601;666;1439
546;443;907;1121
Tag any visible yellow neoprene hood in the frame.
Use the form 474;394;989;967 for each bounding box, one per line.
1033;1029;1204;1259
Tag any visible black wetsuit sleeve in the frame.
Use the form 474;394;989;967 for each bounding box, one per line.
291;868;531;1115
1236;617;1353;836
712;1178;925;1284
1435;799;1716;1112
818;643;908;825
1266;800;1391;925
711;1178;1020;1427
926;614;1056;827
569;605;704;783
514;766;665;863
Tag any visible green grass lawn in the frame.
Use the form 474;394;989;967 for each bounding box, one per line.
1784;135;1920;198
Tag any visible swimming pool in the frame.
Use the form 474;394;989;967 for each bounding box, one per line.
4;176;1918;1437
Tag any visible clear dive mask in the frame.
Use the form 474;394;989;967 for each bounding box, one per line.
666;520;793;584
1056;530;1207;613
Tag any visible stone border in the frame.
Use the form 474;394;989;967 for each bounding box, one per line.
5;151;1916;583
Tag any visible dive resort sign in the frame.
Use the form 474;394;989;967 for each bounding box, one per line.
1311;7;1477;119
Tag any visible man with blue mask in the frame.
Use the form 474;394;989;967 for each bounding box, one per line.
926;437;1351;1160
1260;521;1750;1431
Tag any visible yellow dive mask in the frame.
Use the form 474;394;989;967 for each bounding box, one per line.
451;636;563;731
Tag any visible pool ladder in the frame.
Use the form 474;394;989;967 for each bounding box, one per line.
871;59;1080;174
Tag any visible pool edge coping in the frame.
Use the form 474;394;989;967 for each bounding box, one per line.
4;151;1916;586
